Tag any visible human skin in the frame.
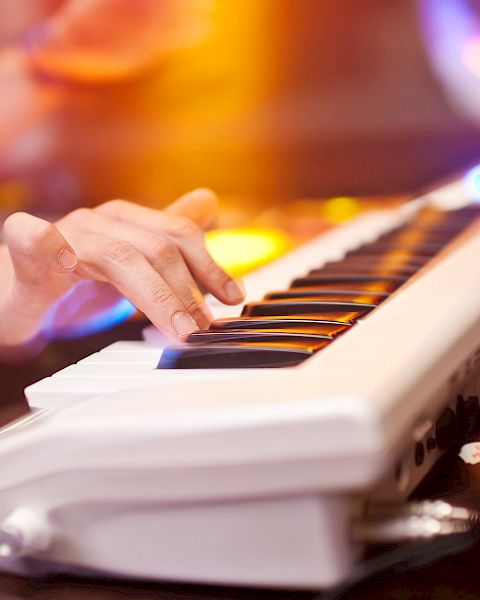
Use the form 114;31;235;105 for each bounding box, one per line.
0;188;245;356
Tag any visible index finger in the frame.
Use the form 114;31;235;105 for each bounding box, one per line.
64;229;200;341
96;198;246;305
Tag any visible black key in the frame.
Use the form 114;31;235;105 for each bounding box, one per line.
261;311;361;323
377;231;456;245
291;275;405;292
264;290;388;304
210;318;351;335
377;226;455;237
338;254;429;267
292;274;406;284
349;241;444;256
158;344;313;368
410;223;469;235
287;279;399;293
187;331;332;350
316;263;419;276
242;300;375;318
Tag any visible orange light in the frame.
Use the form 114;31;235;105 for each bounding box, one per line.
322;196;360;224
206;227;292;276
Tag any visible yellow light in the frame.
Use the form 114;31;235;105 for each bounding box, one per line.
206;227;292;276
322;196;360;223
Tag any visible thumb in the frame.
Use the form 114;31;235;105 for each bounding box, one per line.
3;212;77;284
166;188;218;229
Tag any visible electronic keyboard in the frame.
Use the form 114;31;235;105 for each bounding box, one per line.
2;174;480;590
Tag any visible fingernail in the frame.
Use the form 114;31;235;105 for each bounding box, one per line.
58;247;77;270
225;279;245;303
172;312;199;337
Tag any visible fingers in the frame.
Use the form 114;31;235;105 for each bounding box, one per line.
96;191;246;305
0;212;79;346
2;190;243;345
60;208;213;330
65;229;200;340
3;212;77;285
166;188;219;229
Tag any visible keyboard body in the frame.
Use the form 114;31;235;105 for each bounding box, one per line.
2;175;480;588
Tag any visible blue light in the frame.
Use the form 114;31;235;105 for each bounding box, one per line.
55;297;137;340
463;164;480;201
41;282;137;341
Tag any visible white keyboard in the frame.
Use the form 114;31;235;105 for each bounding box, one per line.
2;175;480;589
25;203;420;407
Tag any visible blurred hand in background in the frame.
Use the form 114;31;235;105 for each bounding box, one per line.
0;0;212;180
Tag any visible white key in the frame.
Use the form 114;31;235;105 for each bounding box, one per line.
26;369;267;408
100;341;160;352
25;374;164;408
78;351;161;365
56;364;156;376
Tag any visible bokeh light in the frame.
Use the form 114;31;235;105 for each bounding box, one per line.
462;37;480;77
321;196;360;224
420;0;480;125
206;227;292;276
463;164;480;201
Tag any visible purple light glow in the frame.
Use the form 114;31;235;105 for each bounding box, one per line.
463;164;480;201
419;0;480;124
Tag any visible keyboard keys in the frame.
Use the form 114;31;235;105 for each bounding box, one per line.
337;254;430;267
291;276;403;293
157;205;478;372
348;241;444;256
187;331;332;349
316;264;419;276
293;273;407;284
158;344;314;369
305;269;408;279
210;318;351;335
377;231;456;245
242;300;375;318
264;290;388;304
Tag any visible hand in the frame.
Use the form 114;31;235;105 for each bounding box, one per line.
0;188;245;355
